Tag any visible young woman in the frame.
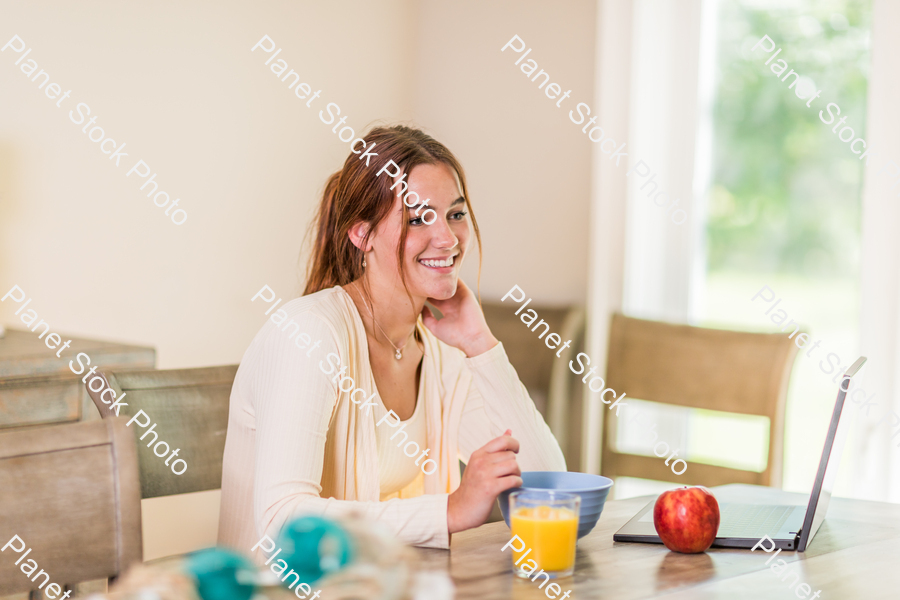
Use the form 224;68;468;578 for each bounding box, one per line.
218;125;565;556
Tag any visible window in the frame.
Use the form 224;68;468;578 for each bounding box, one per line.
700;0;871;495
612;0;872;499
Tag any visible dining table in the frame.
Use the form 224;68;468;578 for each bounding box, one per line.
414;484;900;599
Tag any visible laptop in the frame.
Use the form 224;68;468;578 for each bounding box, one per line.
613;356;865;552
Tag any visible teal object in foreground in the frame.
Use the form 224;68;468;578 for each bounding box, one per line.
498;471;614;539
278;516;355;585
184;548;256;600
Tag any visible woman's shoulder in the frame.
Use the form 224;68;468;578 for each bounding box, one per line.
251;286;355;355
273;286;352;324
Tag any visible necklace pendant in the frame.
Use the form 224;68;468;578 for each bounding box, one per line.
395;349;402;360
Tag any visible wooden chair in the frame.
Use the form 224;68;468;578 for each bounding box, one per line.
0;328;155;431
0;373;85;431
0;417;142;595
83;365;237;498
601;313;801;488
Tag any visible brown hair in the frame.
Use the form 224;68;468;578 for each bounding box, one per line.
303;125;481;298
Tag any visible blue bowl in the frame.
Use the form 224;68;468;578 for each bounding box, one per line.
498;472;614;539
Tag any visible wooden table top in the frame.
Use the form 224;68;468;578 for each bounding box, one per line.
415;484;900;599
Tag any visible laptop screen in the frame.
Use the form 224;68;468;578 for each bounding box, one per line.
797;356;865;552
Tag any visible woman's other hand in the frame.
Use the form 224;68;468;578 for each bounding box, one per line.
421;279;498;357
447;429;522;534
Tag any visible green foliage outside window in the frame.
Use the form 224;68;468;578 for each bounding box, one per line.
709;0;871;276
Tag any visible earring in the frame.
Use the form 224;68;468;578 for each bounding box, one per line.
362;258;367;268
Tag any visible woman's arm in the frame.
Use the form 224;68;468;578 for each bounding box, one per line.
422;280;566;472
249;311;451;549
457;342;567;472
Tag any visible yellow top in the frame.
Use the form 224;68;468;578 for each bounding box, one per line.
376;376;428;499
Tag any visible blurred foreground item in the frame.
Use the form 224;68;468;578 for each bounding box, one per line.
0;417;142;595
601;313;802;487
0;328;155;431
84;365;237;498
99;514;452;600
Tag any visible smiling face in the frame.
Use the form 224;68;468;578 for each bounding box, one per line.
365;162;471;301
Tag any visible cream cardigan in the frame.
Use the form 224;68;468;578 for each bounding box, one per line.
217;286;566;558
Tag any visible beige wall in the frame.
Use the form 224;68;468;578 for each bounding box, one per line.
0;0;595;559
0;0;419;561
0;0;417;370
414;0;596;305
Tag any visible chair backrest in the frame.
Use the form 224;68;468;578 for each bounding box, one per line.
0;417;142;594
0;373;84;431
601;313;801;488
481;302;586;469
85;365;238;498
0;328;155;430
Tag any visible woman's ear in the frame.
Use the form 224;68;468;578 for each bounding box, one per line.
348;221;372;252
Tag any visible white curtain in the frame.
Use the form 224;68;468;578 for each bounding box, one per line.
855;0;900;503
621;0;708;324
582;0;632;475
583;0;709;473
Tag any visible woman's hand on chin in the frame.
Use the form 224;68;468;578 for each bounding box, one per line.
421;279;499;358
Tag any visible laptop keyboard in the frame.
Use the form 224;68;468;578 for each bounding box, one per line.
716;504;797;537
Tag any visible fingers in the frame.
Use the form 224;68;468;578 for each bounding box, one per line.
490;454;521;478
497;474;524;492
480;449;519;467
480;431;520;454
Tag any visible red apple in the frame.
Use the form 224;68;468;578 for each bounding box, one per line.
653;486;720;553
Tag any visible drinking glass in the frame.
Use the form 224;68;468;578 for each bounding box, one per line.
509;490;580;579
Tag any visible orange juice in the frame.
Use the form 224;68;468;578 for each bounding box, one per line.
510;505;578;572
